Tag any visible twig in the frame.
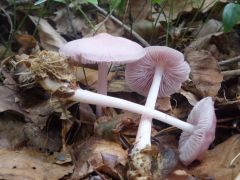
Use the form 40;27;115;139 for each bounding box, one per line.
217;116;240;123
230;152;240;167
222;69;240;77
219;55;240;66
154;126;179;137
92;4;150;47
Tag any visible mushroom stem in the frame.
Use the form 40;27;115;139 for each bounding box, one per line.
97;63;108;116
40;79;195;133
134;66;163;151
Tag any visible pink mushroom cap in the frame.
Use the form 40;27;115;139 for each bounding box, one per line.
59;33;146;64
178;97;216;165
125;46;190;97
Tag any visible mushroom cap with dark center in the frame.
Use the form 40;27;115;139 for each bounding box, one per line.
178;97;216;165
125;46;190;97
59;33;146;65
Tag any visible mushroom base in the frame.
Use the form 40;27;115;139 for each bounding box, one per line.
127;146;176;180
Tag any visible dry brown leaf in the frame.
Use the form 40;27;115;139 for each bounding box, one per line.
52;8;90;36
0;112;26;149
187;135;240;180
120;0;151;22
132;19;163;43
171;94;192;119
195;19;222;38
96;14;124;36
108;79;132;93
95;112;140;141
186;50;223;97
0;148;73;179
23;122;62;153
156;97;172;113
15;33;38;54
0;86;22;114
71;137;127;179
75;67;115;89
29;16;67;51
180;89;198;106
23;98;58;128
153;0;227;22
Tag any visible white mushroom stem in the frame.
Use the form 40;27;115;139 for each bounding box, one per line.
133;66;163;151
40;78;195;133
96;63;108;116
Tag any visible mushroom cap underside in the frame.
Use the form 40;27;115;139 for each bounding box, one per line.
178;97;216;165
125;46;190;97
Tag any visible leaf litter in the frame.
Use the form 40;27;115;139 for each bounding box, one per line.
0;0;239;179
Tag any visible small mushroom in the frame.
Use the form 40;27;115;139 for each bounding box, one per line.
59;33;145;116
125;46;190;151
178;97;216;165
40;78;216;165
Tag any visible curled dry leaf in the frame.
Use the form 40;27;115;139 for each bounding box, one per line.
29;16;67;51
180;89;198;106
187;135;240;180
71;137;127;179
186;50;223;97
0;149;73;179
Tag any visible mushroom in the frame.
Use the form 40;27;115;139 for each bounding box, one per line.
178;97;216;165
41;78;216;165
59;33;145;116
125;46;190;151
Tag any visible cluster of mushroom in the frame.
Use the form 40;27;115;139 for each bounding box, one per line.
47;33;216;166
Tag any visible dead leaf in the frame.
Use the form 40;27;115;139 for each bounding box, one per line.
29;16;67;51
195;19;222;38
153;0;226;22
166;169;194;180
71;137;127;179
180;89;198;106
0;112;26;149
96;14;124;36
186;50;223;97
118;0;151;22
108;79;132;93
187;135;240;180
15;33;38;54
132;19;163;44
75;67;115;89
95;112;140;141
23;122;62;153
52;8;90;36
171;94;192;119
156;97;172;113
185;32;222;54
0;85;23;114
0;148;73;179
23;97;62;128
